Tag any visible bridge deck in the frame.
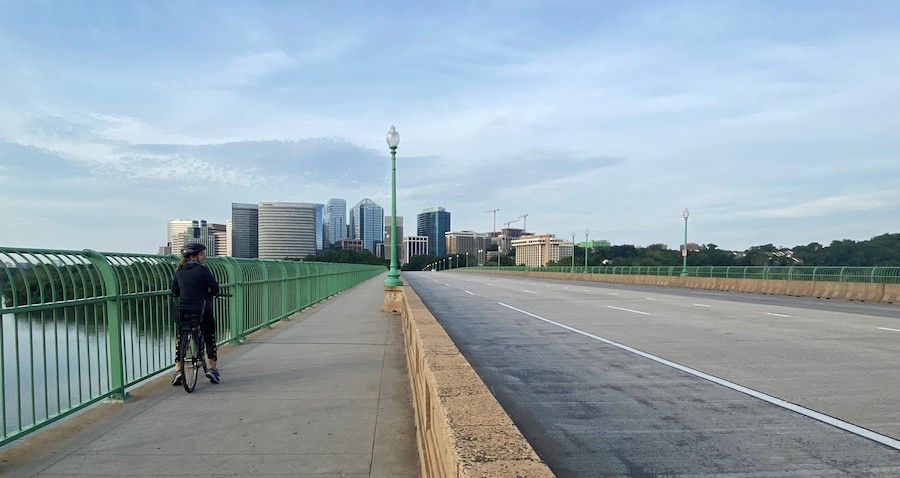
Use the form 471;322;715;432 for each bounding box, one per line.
1;274;419;477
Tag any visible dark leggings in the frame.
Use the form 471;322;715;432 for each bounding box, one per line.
175;308;217;362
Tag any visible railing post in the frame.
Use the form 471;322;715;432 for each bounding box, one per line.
221;257;246;344
82;249;128;401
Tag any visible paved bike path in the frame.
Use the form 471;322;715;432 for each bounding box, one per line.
1;274;419;477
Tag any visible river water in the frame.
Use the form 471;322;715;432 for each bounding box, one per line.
2;310;175;436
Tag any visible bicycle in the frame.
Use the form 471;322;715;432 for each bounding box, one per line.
175;293;231;393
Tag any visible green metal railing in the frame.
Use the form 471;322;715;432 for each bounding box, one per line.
476;265;900;283
0;247;385;446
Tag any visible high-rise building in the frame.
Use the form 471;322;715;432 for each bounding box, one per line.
230;203;259;258
383;216;404;261
511;234;573;267
258;202;318;259
177;220;219;256
323;199;347;248
315;203;324;252
349;198;384;253
417;207;451;256
167;219;194;255
445;231;492;257
208;222;228;257
403;236;429;264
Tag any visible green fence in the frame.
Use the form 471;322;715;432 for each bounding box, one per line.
477;265;900;283
0;247;385;446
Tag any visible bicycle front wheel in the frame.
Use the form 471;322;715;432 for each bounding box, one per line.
180;331;200;393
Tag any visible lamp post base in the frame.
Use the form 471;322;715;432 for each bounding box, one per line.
383;285;403;313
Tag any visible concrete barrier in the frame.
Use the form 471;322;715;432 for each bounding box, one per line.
784;280;815;297
881;284;900;304
399;283;555;478
721;278;740;292
760;279;788;295
460;269;899;306
846;283;884;302
813;280;849;299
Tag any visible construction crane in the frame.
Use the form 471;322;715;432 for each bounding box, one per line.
484;209;500;234
503;219;521;229
518;214;529;232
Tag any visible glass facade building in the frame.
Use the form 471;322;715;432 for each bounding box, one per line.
324;199;347;248
349;198;384;253
230;203;259;258
417;207;451;256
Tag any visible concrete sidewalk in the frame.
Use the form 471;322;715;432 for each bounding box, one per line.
1;274;420;477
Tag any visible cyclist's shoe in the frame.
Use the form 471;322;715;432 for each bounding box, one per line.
206;368;220;384
171;371;183;386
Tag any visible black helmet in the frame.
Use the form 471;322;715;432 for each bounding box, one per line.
181;242;207;257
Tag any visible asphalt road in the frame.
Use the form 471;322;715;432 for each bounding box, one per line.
405;271;900;477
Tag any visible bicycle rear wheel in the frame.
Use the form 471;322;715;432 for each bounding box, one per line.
180;330;200;393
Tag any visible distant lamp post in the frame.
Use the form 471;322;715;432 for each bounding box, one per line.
571;231;576;272
680;208;690;277
478;249;483;266
384;126;402;287
466;251;469;267
584;229;589;270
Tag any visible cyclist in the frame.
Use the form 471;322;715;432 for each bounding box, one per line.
171;242;222;385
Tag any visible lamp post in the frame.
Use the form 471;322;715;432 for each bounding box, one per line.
571;231;576;272
584;228;589;270
478;249;483;266
680;208;690;277
384;126;402;287
455;254;459;269
466;252;469;267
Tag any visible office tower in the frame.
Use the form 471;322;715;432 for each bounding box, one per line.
258;202;318;259
315;203;324;252
177;220;218;256
230;203;259;258
511;234;572;267
324;199;348;248
349;198;384;253
403;236;429;264
167;219;194;255
208;222;228;257
445;231;492;257
417;207;451;256
383;216;404;261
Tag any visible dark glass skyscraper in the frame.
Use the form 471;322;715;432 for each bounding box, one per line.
417;207;451;256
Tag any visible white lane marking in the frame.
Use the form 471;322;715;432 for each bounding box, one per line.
694;304;712;308
444;283;451;287
765;312;791;318
878;327;900;333
522;290;538;294
497;302;900;452
486;283;494;286
606;305;651;315
465;291;475;295
645;297;657;301
564;287;570;290
609;293;620;296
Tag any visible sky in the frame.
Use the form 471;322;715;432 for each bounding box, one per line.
1;1;899;253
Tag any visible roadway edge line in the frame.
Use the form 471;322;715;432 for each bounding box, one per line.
497;301;900;452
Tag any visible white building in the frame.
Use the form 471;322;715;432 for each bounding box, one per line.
258;202;318;259
445;231;492;258
167;219;194;255
403;236;429;264
511;234;573;267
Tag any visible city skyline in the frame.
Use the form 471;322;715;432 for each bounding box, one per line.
2;2;900;253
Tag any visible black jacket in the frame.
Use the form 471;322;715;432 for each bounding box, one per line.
172;261;220;311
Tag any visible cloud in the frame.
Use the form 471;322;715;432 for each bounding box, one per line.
216;50;294;85
748;192;900;219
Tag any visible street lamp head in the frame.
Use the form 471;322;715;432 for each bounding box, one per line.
585;228;589;236
386;126;400;149
683;208;690;219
